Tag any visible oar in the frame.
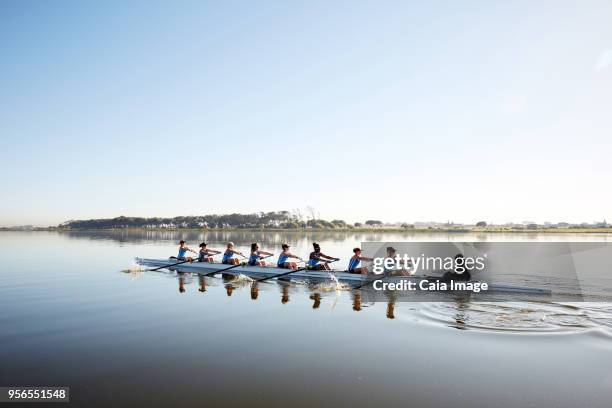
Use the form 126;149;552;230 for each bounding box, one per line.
352;272;388;290
257;259;336;282
147;257;196;272
201;255;274;277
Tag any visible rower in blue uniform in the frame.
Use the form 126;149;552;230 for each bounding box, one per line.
384;246;412;276
177;240;197;261
198;242;222;263
222;242;244;265
277;243;302;269
308;243;339;271
347;247;374;274
248;243;274;266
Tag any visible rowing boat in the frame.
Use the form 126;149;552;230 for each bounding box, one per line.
134;257;551;294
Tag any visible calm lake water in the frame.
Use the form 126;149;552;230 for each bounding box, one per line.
1;231;612;407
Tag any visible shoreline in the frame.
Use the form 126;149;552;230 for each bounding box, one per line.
2;227;612;234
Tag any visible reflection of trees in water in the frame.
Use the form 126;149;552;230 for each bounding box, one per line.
59;230;457;246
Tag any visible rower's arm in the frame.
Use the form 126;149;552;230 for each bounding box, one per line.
319;253;337;261
360;256;374;262
260;251;274;256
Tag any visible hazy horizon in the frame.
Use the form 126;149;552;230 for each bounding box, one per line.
2;211;609;229
1;1;611;226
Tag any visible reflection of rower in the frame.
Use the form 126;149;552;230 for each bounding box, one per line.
308;243;339;271
280;283;290;304
310;293;321;309
198;275;206;292
198;242;222;263
178;274;186;293
452;296;470;330
347;247;374;274
386;292;397;319
250;282;259;300
386;302;395;319
225;284;234;296
351;291;362;311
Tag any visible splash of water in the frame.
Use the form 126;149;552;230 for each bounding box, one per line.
120;263;147;280
121;264;147;273
233;273;255;282
327;273;351;292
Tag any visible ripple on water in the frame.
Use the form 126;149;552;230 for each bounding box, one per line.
120;268;612;336
415;301;612;334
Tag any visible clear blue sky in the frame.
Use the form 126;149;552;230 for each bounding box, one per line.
1;0;611;226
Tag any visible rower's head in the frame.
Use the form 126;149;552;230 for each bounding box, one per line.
282;243;290;251
353;247;361;255
227;242;234;249
199;242;207;248
251;243;259;252
179;240;185;246
313;243;321;252
386;246;396;257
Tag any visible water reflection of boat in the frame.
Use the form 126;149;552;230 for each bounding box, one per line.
136;257;551;294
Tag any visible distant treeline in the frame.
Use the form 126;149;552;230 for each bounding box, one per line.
58;212;385;230
52;214;611;231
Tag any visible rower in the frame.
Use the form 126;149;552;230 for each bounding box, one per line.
198;242;221;263
222;242;244;265
347;247;374;274
385;246;411;276
248;243;273;266
308;243;339;271
177;240;197;261
277;243;302;269
441;253;471;283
